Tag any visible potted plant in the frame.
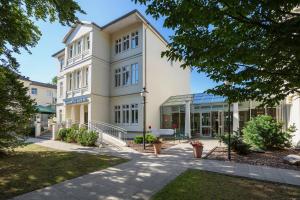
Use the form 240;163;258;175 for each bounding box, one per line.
190;140;204;158
152;137;162;155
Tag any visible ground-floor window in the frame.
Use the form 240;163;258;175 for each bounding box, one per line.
114;106;121;124
131;104;138;124
122;105;130;124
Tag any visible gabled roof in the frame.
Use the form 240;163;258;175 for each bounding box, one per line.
52;49;64;57
60;9;168;46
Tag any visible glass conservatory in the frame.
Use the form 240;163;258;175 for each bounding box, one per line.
160;93;289;138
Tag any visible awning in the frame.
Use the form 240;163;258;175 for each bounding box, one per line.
36;105;56;114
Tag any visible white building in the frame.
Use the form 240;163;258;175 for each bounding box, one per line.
53;10;190;133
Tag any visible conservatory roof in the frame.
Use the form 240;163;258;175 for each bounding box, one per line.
162;93;227;106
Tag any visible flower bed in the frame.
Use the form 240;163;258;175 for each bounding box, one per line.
206;147;300;171
127;140;177;153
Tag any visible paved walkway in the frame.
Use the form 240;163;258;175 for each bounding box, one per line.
13;139;300;200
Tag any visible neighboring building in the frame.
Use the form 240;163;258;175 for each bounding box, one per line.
52;10;190;133
161;93;300;147
19;76;57;127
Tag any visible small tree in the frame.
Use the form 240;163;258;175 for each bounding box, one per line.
0;68;37;153
243;115;295;150
52;76;57;85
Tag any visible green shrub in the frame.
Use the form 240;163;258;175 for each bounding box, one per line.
146;134;157;143
134;136;143;144
219;132;250;155
65;128;78;143
57;128;70;141
77;130;98;146
243;115;295;150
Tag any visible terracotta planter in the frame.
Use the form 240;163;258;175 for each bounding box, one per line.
192;146;203;158
153;143;162;155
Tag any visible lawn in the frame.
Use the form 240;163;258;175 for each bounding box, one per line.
152;169;300;200
0;144;127;200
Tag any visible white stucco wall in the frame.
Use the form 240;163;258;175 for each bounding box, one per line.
144;24;191;130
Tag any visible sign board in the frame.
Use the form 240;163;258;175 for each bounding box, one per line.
64;95;89;105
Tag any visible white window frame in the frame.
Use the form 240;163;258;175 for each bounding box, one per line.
115;68;121;87
115;38;121;54
75;70;81;89
122;105;130;124
77;40;82;55
85;67;89;86
114;105;121;124
31;88;37;95
68;73;73;91
123;35;129;51
122;66;130;86
46;90;52;97
131;63;138;85
131;31;139;49
131;104;138;124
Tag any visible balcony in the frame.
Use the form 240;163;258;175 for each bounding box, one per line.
66;86;89;98
66;50;91;67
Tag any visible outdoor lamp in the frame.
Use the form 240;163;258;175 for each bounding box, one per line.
140;87;148;150
224;81;232;161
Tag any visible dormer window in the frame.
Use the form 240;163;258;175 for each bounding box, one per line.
115;39;121;54
77;41;81;55
131;31;138;49
59;59;64;71
123;35;129;51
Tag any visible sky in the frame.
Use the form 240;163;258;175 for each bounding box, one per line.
17;0;217;93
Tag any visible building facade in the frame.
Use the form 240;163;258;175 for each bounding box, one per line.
161;93;300;146
53;10;190;133
19;76;57;127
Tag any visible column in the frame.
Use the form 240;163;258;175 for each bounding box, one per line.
185;100;191;138
233;102;239;132
71;105;75;124
80;104;85;126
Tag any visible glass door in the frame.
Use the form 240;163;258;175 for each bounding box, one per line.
211;111;219;138
201;112;211;137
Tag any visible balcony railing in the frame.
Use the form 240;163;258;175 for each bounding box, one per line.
66;50;91;67
66;86;89;98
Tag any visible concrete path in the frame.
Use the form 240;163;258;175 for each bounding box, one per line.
13;139;300;200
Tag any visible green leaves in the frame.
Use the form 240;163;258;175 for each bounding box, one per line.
134;0;300;105
0;0;85;71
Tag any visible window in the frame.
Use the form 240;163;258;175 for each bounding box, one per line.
115;68;121;87
131;104;138;124
69;46;73;58
31;88;37;95
59;82;63;98
85;67;89;86
131;31;139;49
68;73;73;91
122;105;129;124
77;41;81;54
84;35;90;51
114;105;121;124
115;38;121;54
122;66;130;86
59;59;64;71
123;35;129;51
76;70;81;89
131;63;138;84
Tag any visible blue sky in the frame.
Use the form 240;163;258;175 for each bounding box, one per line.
17;0;217;93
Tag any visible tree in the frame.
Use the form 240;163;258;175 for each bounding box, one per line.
52;76;57;85
0;0;84;153
0;68;37;153
134;0;300;105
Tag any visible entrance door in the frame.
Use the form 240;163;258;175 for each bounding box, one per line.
201;112;211;137
84;111;88;124
211;111;219;137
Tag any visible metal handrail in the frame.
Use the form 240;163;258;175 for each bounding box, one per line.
89;121;127;144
